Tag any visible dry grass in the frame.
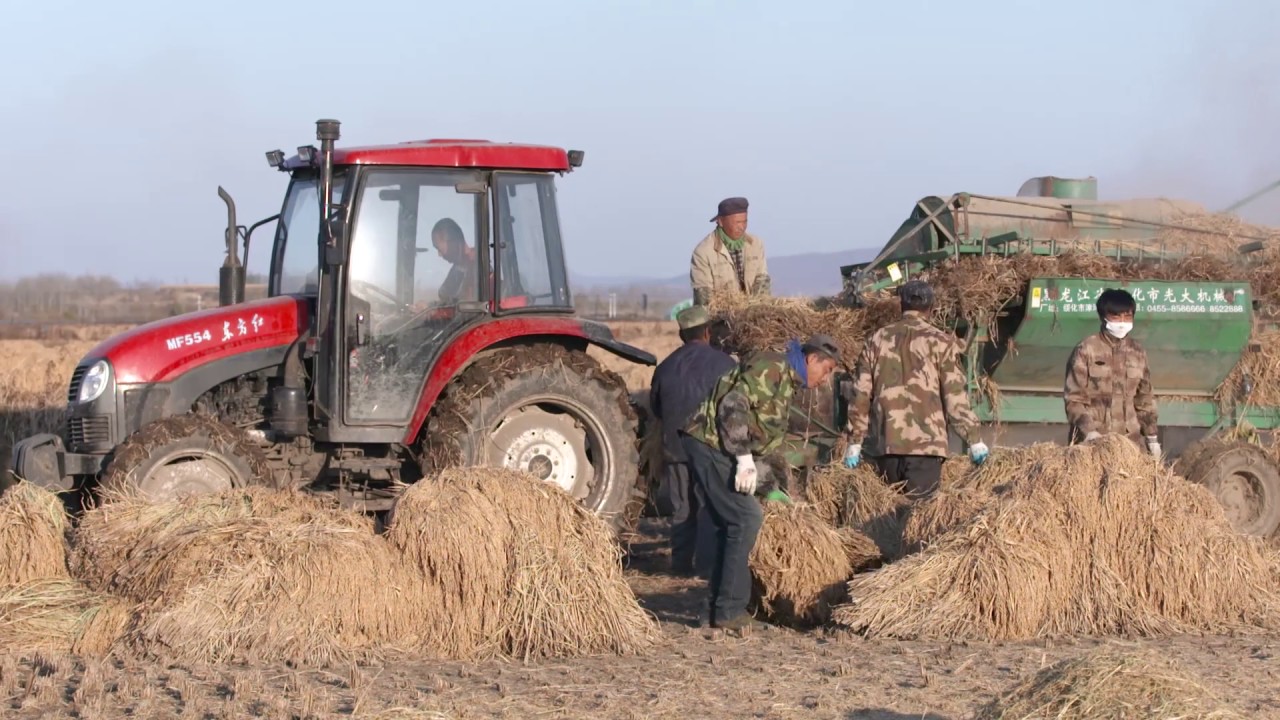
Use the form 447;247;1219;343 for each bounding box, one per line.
834;435;1280;641
73;486;423;667
0;340;90;472
384;467;660;661
975;648;1244;719
0;482;70;586
803;464;911;560
748;503;862;627
0;580;131;657
588;321;681;394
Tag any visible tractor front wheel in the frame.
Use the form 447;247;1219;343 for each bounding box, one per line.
97;415;272;503
1180;439;1280;538
427;344;643;532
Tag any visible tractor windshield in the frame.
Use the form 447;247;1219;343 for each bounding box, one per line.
271;172;347;296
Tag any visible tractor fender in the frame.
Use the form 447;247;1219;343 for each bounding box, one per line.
402;315;655;444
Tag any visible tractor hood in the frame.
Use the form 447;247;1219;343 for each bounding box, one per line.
84;296;308;384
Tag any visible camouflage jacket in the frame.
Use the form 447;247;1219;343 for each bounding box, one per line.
1063;331;1158;445
848;312;980;457
683;350;801;457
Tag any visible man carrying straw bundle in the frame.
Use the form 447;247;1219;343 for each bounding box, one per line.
1063;288;1161;456
680;334;841;631
843;279;988;497
689;196;772;306
649;305;737;577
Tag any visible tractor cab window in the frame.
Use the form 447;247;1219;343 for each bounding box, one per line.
273;173;346;296
494;173;571;310
345;168;484;422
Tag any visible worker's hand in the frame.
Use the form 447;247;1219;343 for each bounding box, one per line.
1146;436;1162;459
843;444;861;469
969;442;989;465
733;454;758;495
1084;431;1103;443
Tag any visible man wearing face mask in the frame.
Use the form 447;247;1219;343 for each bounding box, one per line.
1063;288;1160;456
680;334;841;631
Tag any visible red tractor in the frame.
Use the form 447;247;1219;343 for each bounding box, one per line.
10;119;655;530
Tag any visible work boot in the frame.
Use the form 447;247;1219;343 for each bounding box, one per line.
712;613;769;634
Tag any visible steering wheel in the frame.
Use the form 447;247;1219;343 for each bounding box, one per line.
350;279;403;309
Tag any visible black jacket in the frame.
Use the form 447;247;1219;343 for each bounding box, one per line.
649;341;736;462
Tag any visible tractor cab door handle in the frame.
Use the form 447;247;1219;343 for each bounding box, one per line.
355;313;368;346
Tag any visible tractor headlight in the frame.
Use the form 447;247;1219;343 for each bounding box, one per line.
78;361;110;404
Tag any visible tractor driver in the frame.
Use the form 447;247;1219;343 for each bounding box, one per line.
431;218;479;305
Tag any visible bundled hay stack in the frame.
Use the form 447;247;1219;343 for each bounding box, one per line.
73;487;423;667
803;464;911;560
0;482;70;585
708;294;898;361
384;468;659;661
0;580;131;656
974;649;1243;720
834;435;1280;641
748;503;878;626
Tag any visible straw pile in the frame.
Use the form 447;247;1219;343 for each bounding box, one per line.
73;486;425;667
974;649;1243;720
748;503;879;627
803;464;911;560
834;435;1280;640
0;481;69;585
383;468;659;661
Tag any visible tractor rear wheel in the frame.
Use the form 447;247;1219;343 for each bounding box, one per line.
97;415;273;503
1180;440;1280;538
425;344;643;533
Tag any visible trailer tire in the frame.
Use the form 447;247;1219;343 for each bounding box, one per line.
423;344;644;534
1180;440;1280;538
97;415;273;503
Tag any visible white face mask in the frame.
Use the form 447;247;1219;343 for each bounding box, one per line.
1105;321;1133;339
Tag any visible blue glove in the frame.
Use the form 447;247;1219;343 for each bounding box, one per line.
843;443;861;469
969;442;989;465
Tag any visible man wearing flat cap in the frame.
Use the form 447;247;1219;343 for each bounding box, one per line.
690;197;771;307
649;305;737;576
844;279;989;498
680;332;840;631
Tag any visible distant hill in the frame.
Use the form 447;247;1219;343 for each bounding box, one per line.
571;247;881;298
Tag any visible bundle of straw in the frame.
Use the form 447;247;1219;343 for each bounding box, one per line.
748;503;861;627
0;482;70;585
834;435;1280;640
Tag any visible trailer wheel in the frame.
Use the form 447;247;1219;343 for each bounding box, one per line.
97;415;273;503
424;344;644;533
1180;440;1280;538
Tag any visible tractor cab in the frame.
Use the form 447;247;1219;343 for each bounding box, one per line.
260;124;584;441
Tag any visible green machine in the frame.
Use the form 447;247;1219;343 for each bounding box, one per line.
840;177;1280;538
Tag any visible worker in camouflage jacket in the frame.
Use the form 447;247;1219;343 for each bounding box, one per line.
844;280;988;497
681;334;841;631
1063;288;1161;456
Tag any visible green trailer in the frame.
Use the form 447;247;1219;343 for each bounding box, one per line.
838;177;1280;538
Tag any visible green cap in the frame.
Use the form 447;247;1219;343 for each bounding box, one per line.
677;304;712;330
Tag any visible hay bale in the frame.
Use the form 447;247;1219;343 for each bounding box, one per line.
901;486;994;555
803;465;911;560
974;648;1244;719
0;482;70;586
0;579;131;657
749;504;858;626
384;468;659;661
73;487;423;667
833;435;1280;641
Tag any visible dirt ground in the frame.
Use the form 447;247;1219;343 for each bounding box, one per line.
1;516;1277;720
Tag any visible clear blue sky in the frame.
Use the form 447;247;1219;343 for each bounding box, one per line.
1;0;1275;284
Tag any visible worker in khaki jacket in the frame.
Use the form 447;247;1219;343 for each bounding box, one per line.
1063;288;1161;456
690;197;771;306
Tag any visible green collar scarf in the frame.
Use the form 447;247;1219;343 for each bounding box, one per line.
717;227;745;252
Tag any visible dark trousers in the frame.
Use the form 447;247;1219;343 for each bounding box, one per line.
875;454;945;498
680;434;763;625
664;462;715;574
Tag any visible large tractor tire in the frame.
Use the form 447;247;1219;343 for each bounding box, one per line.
97;415;273;503
1178;439;1280;538
423;344;644;533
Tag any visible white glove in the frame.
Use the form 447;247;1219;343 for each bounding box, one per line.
969;442;989;465
734;454;758;495
843;443;861;468
1146;436;1162;458
1084;431;1102;443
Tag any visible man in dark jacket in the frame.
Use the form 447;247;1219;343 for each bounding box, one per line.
650;305;737;575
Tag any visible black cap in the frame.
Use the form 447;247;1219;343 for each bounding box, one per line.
711;196;749;221
801;333;842;364
898;279;935;308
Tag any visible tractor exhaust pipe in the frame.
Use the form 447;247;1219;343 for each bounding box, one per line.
217;186;245;307
316;119;341;243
